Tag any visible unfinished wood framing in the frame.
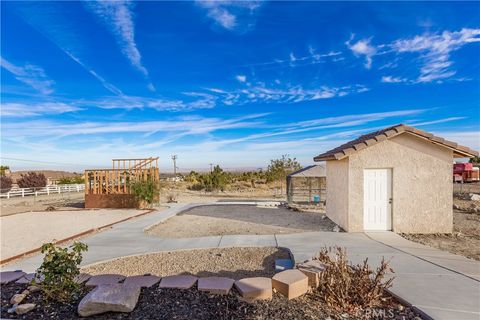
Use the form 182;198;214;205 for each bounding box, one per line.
85;157;159;195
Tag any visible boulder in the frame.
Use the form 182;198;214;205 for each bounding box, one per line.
10;293;27;305
16;303;36;315
469;193;480;201
77;284;141;317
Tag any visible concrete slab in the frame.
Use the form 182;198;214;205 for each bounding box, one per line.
235;277;272;300
85;274;126;287
218;234;277;247
123;275;161;288
272;269;309;299
159;275;198;289
198;277;235;295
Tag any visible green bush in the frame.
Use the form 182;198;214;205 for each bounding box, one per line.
36;242;88;302
265;155;302;183
130;178;159;205
58;176;84;184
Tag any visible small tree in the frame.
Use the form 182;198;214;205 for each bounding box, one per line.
0;165;10;175
0;175;13;193
17;172;47;188
265;155;302;183
36;242;88;302
130;177;159;207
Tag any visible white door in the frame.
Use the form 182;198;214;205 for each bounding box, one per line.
363;169;392;231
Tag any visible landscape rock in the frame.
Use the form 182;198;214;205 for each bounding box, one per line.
15;303;36;315
10;293;27;305
272;269;309;299
123;275;161;288
15;273;44;284
77;284;141;317
198;277;235;295
74;273;92;285
0;271;26;284
234;277;272;301
297;260;327;288
469;193;480;201
85;274;126;287
27;285;41;293
159;275;198;289
332;225;340;232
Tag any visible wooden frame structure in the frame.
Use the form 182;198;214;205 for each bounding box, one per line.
84;157;159;208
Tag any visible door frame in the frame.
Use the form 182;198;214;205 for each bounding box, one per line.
363;168;392;231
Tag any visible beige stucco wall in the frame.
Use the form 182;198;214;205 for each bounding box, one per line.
325;158;349;230
326;133;453;233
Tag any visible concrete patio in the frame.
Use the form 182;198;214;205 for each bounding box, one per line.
2;202;479;320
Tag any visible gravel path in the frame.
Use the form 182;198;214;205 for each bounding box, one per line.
146;204;336;238
82;247;290;280
0;209;151;261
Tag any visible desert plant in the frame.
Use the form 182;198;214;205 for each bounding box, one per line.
0;165;10;175
0;175;13;193
58;176;84;184
17;171;47;188
130;177;159;206
265;155;302;183
315;247;394;314
36;242;88;302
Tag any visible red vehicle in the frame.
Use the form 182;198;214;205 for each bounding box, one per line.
453;163;480;182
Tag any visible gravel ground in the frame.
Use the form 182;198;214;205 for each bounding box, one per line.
82;247;290;280
0;283;422;320
0;192;85;216
0;209;152;261
146;204;337;238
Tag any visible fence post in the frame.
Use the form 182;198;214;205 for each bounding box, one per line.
22;189;24;197
58;187;61;194
7;192;10;199
76;185;80;192
47;187;50;195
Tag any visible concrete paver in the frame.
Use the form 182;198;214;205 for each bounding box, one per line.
85;274;125;287
123;275;161;288
198;277;235;295
2;202;479;319
235;277;272;300
272;269;309;299
159;275;198;289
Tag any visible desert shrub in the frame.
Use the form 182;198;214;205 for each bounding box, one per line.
58;176;84;184
130;177;159;205
0;165;9;175
0;175;13;193
187;165;232;192
17;172;47;188
188;182;204;191
36;242;88;302
315;247;394;314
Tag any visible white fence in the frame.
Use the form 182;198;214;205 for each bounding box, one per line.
0;184;85;199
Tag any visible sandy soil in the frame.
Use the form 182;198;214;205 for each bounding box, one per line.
146;204;337;238
0;209;152;261
0;192;85;216
402;209;480;261
82;247;290;280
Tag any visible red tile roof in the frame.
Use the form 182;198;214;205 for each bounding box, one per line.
313;124;479;161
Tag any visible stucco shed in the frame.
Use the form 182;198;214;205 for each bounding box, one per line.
313;124;479;233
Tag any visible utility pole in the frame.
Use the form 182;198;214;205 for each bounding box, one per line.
172;155;178;177
209;163;213;173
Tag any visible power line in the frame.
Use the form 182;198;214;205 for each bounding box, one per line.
0;157;98;167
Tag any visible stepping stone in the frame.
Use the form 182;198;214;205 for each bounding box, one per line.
159;275;198;290
234;277;272;301
78;284;141;317
275;259;294;272
15;273;43;284
198;277;235;295
297;260;327;288
272;269;308;300
85;274;125;287
123;275;161;288
74;273;92;284
0;271;26;284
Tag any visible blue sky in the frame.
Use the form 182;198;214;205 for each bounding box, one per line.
1;1;479;171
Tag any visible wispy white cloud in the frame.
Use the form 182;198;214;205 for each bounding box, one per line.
238;49;341;69
208;83;368;105
84;1;154;91
348;28;480;83
0;57;54;95
1;102;82;117
236;74;247;82
391;28;480;83
345;35;377;69
196;0;262;32
406;117;465;127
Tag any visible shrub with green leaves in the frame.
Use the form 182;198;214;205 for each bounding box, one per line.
130;177;159;206
36;242;88;302
58;176;85;184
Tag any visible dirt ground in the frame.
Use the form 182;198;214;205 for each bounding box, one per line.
82;247;290;280
402;195;480;261
0;208;153;261
146;204;337;238
0;192;85;216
